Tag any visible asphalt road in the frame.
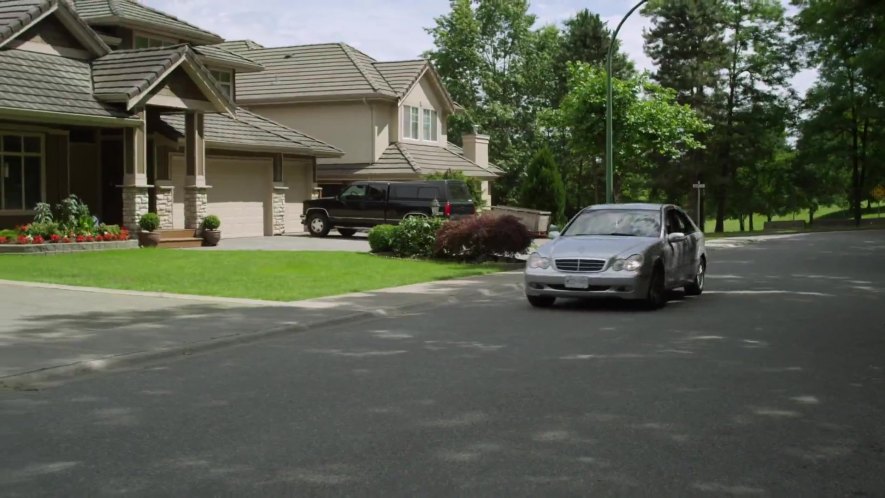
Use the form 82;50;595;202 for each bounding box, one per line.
2;230;884;497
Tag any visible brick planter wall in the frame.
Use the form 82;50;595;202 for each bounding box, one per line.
0;240;138;254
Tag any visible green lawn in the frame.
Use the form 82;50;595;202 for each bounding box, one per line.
0;251;506;302
702;204;884;233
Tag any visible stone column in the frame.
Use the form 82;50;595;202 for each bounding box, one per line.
480;180;492;210
184;186;209;230
122;186;149;231
154;183;174;229
272;186;287;235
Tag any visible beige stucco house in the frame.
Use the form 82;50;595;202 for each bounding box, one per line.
216;41;502;206
0;0;343;239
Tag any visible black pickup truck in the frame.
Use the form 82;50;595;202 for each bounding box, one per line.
301;180;476;237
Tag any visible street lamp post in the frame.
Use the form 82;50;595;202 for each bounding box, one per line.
605;0;648;204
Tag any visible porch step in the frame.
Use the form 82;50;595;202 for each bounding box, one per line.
157;229;197;239
157;237;203;249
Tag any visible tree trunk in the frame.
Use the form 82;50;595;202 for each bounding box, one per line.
847;70;862;227
738;214;745;232
809;208;815;225
767;214;772;223
715;0;743;233
749;214;754;232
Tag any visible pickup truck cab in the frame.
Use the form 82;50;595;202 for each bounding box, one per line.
301;180;476;237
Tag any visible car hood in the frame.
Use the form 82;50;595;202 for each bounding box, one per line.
540;235;657;259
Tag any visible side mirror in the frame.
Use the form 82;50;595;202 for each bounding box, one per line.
548;231;561;239
667;232;686;243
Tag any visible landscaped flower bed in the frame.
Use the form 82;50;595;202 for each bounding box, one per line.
0;195;135;254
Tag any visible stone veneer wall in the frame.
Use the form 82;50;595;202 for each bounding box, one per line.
155;185;174;229
184;186;209;229
122;186;148;231
272;187;286;235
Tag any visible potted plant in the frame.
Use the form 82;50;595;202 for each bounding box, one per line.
201;214;221;246
138;212;161;248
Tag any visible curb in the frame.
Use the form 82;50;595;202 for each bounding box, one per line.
0;278;521;389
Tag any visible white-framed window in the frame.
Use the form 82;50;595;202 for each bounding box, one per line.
133;33;177;49
210;69;233;98
402;105;420;140
423;109;438;142
1;133;43;211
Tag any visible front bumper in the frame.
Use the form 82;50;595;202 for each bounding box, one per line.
524;267;652;300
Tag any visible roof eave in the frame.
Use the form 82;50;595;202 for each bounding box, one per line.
83;16;223;45
239;94;398;106
195;54;263;73
0;107;141;127
205;141;344;158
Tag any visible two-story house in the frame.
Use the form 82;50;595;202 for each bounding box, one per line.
0;0;343;240
215;41;502;208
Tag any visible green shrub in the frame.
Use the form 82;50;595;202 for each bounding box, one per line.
520;147;566;224
98;223;121;236
23;221;61;238
55;195;94;233
368;224;397;253
202;214;221;230
139;213;160;232
390;216;445;258
33;202;53;224
435;214;532;259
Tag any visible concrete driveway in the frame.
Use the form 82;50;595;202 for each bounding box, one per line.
194;232;370;252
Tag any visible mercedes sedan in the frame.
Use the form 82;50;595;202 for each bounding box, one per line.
524;203;706;309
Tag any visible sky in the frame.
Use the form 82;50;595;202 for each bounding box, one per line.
146;0;816;95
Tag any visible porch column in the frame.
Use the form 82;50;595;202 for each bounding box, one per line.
122;111;149;231
271;153;287;235
154;145;174;229
184;112;209;229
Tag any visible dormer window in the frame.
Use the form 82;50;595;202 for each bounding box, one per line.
403;105;438;142
210;70;233;98
423;109;438;142
403;105;420;140
134;33;176;49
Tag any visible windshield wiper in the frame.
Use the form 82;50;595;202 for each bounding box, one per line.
606;233;636;236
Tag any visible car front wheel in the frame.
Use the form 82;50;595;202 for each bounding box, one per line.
527;295;556;308
307;212;331;237
684;258;705;296
645;267;667;309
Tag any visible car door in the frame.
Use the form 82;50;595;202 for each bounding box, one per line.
675;209;700;280
664;208;687;285
364;183;389;225
336;184;367;224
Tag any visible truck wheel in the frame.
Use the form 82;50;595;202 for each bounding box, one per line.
307;212;331;237
337;228;357;237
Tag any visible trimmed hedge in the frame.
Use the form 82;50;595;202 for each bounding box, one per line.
390;216;445;258
368;224;397;253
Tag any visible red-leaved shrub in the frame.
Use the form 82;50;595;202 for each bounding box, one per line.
435;214;532;259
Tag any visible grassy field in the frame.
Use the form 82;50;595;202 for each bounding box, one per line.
702;204;883;233
0;250;506;301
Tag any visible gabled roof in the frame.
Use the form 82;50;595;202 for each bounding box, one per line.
373;60;427;97
0;0;109;55
319;142;498;180
159;108;343;158
446;142;504;174
73;0;222;45
0;48;137;122
193;45;262;73
228;42;400;103
91;44;235;112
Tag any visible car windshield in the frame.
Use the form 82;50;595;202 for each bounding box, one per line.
562;209;661;238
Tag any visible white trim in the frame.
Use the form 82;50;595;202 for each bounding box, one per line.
0;4;58;49
6;39;92;59
146;94;217;111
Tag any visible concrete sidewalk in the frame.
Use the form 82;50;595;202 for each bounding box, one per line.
0;272;522;386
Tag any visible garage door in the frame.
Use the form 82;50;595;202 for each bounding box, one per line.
207;156;271;238
284;158;313;233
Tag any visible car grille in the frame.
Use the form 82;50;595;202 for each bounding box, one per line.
554;258;607;272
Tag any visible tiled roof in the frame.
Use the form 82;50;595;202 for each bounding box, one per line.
446;142;504;174
318;142;498;179
193;45;262;73
374;60;427;97
73;0;222;44
160;108;343;157
214;39;264;52
0;48;133;119
228;42;398;102
0;0;109;54
91;44;234;112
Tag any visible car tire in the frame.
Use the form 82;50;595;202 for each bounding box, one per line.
527;295;556;308
684;258;706;296
307;212;331;237
645;267;667;309
337;228;357;237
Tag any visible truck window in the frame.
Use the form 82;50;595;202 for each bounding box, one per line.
417;187;440;200
367;184;386;201
391;185;418;200
447;182;472;202
340;185;365;199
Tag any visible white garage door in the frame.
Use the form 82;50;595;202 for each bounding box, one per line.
207;156;271;238
284;157;314;233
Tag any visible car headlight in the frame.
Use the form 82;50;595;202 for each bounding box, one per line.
527;252;551;269
612;254;643;272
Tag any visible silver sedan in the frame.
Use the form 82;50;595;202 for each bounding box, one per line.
524;203;706;309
